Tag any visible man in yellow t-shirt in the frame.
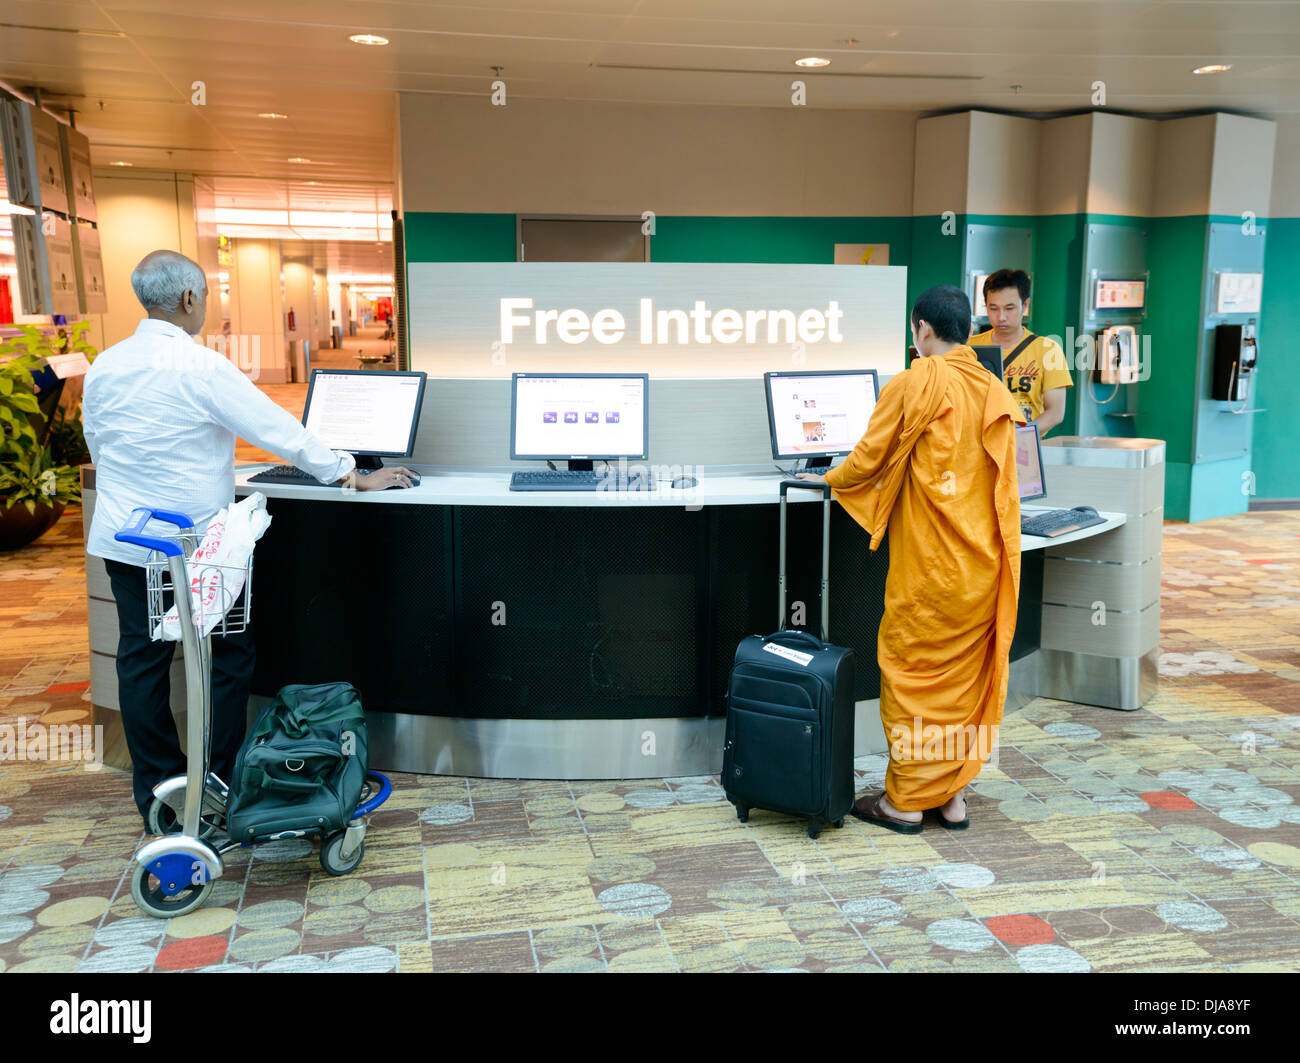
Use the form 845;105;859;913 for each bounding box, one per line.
969;268;1073;436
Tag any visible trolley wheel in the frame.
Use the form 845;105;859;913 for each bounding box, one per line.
735;804;749;823
320;831;365;876
833;818;845;829
146;796;223;841
807;818;823;840
130;860;213;919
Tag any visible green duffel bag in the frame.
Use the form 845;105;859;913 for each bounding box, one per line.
226;682;369;842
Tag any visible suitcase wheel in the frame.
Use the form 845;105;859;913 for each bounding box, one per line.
833;818;845;829
734;804;749;823
807;818;823;840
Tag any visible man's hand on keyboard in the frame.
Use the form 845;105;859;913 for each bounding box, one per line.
341;466;418;490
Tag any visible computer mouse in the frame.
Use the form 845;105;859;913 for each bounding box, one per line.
671;476;698;489
1071;505;1098;517
384;472;421;489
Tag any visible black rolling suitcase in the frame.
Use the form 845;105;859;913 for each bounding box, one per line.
722;480;856;839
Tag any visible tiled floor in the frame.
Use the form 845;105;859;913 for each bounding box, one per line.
2;486;1299;970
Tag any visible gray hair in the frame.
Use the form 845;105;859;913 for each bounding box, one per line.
130;251;207;311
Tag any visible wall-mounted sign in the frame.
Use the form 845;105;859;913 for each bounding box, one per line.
407;262;907;379
1094;278;1146;310
834;243;890;266
971;273;990;318
1216;271;1263;314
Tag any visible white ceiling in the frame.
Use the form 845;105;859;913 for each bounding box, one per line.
1;0;1297;192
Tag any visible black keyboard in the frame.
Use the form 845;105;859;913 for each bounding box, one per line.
509;470;601;491
1021;507;1107;538
246;465;341;488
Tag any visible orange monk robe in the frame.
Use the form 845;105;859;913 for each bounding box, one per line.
823;346;1025;811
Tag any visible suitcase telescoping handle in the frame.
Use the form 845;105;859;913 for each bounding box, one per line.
778;479;832;641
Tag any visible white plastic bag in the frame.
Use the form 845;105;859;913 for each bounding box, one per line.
155;492;272;640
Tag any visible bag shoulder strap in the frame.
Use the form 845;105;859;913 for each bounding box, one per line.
1002;331;1038;371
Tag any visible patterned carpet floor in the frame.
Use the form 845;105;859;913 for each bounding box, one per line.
2;497;1299;973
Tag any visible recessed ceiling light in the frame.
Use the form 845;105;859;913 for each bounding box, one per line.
349;33;389;46
794;56;831;68
304;180;319;185
1193;63;1232;75
287;157;312;163
258;112;289;119
109;161;132;166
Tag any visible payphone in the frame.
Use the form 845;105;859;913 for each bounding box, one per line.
1095;325;1140;386
1212;320;1259;403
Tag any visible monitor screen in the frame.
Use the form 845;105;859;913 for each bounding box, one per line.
764;370;879;460
970;345;1004;380
1015;422;1046;501
302;370;427;457
511;373;649;460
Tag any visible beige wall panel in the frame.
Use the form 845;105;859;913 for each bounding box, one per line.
912;112;971;217
399;95;916;217
1037;114;1092;215
1208;114;1276;220
966;111;1040;215
229;238;289;383
1269;115;1300;218
1087;113;1157;217
1152;115;1216;217
92;170;203;349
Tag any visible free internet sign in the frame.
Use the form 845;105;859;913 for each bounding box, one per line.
406;261;906;379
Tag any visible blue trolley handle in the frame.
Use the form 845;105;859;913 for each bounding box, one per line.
114;507;196;558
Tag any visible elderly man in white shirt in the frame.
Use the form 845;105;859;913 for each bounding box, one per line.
84;249;415;829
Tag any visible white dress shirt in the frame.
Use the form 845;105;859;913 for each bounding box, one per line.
84;317;354;566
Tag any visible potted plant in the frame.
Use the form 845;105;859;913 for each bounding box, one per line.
0;327;93;550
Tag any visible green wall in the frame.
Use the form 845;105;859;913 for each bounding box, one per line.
1256;217;1300;500
402;208;1299;513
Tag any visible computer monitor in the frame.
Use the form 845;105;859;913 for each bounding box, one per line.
510;373;649;469
1015;422;1046;501
302;369;427;470
971;345;1004;380
764;369;879;469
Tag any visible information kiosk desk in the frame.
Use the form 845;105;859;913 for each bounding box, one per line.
82;439;1161;780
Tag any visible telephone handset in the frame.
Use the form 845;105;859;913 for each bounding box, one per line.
1095;325;1139;385
1212;321;1259;403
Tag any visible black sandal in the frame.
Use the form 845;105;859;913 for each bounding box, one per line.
849;792;923;834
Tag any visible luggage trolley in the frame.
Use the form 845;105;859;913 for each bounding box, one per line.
115;507;391;918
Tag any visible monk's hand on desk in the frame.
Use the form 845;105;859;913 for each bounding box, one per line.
345;466;417;490
795;472;826;483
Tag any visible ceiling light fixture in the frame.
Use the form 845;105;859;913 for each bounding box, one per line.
258;112;289;119
349;33;389;46
109;161;132;166
1192;63;1232;75
794;57;831;68
287;157;312;163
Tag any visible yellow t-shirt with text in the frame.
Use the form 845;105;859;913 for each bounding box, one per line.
969;328;1073;423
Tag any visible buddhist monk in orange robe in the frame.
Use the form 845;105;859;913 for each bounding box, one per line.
798;285;1025;832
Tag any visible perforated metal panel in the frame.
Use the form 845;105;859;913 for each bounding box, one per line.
249;500;453;714
454;506;708;719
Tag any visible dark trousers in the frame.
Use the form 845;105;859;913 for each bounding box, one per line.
105;559;256;824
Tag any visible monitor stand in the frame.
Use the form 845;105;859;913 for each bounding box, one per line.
802;456;833;471
353;454;385;471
